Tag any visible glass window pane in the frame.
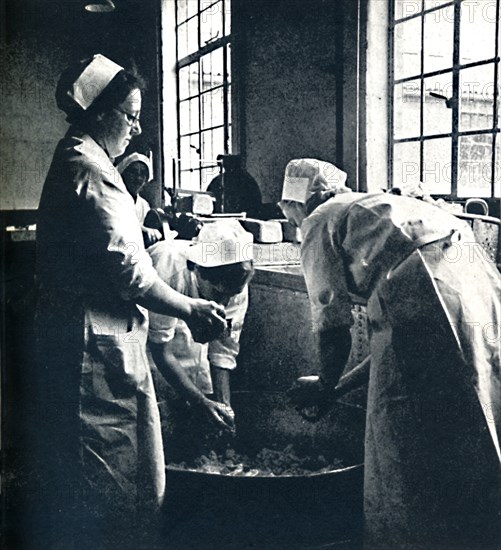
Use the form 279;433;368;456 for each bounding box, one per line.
223;0;231;35
178;66;190;100
180;97;199;135
201;128;225;164
201;53;211;92
186;16;199;57
201;90;212;129
201;130;214;163
423;72;452;136
423;137;451;194
212;48;224;87
459;64;495;133
226;43;231;84
180;135;200;169
201;49;224;92
460;1;497;65
187;0;198;19
200;1;223;47
423;1;451;10
180;169;201;191
188;62;199;98
458;134;493;197
201;165;220;191
394;18;422;80
209;87;224;128
393;140;421;187
179;100;190;135
394;80;421;139
178;22;189;60
190;97;200;133
200;0;216;12
212;126;225;159
395;0;422;21
423;8;454;74
495;138;501;197
177;0;188;24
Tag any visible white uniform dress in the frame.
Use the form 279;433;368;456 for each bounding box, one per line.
36;129;166;549
147;239;248;394
135;194;151;225
300;192;501;550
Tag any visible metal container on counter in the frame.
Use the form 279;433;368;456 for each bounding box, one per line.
162;391;365;550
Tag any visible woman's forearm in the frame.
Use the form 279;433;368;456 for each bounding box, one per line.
150;341;206;404
318;325;352;390
137;277;193;321
210;365;231;405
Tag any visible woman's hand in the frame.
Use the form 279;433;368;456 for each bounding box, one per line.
196;397;235;432
287;375;336;421
187;299;226;343
142;227;162;248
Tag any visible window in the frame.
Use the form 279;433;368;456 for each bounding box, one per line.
175;0;232;191
390;0;501;198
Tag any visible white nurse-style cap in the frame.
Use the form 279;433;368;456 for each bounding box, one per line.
281;158;349;204
56;53;124;115
184;219;254;267
117;151;154;182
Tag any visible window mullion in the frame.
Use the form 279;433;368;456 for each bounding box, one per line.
450;0;461;197
175;0;181;193
223;45;229;155
197;58;202;191
491;0;500;197
197;0;202;190
419;4;424;183
388;0;395;188
222;0;229;154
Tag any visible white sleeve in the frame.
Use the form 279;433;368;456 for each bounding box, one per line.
148;311;177;344
84;164;159;300
208;287;249;370
301;215;353;331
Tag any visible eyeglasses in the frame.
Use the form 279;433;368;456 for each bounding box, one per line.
114;107;141;127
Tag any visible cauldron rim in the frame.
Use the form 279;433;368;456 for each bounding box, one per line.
166;462;364;479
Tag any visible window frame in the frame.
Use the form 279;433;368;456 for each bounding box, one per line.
174;0;232;192
388;0;501;200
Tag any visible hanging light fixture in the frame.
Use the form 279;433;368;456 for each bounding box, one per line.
85;0;115;13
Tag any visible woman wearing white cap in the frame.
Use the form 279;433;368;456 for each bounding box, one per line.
117;150;163;247
147;220;254;450
35;54;226;549
281;159;501;549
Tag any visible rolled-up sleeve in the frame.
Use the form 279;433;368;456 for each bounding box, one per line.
208;288;248;370
148;312;177;344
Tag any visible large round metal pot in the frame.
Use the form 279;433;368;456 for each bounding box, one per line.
162;391;365;549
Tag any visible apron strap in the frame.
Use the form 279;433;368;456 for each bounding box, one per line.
413;228;458;249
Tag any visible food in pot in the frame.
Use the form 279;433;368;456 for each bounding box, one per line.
169;444;345;476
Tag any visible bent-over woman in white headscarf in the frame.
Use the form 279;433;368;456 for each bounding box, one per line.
283;158;501;550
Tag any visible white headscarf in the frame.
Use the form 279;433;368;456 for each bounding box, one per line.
281;158;350;204
117;152;154;182
67;54;123;110
184;219;254;267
